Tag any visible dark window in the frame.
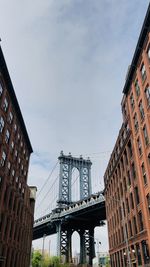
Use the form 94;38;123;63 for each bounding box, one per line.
137;137;142;155
133;216;138;234
124;149;128;165
141;63;147;81
136;243;142;265
129;220;133;236
138;211;144;231
127;171;131;186
146;194;150;215
134;186;140;205
130;192;134;209
133;113;139;131
123;177;127;192
142;240;150;264
139;100;145;120
127;140;133;158
141;162;147;184
131;162;136;179
148;153;150;164
126;198;130;213
143;125;149;145
135;79;140;97
130;93;135;110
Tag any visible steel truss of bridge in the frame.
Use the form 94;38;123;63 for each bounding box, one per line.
33;152;106;265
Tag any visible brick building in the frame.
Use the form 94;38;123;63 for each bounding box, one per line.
0;46;36;266
104;4;150;267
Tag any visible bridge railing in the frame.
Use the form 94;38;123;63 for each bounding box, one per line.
34;191;105;226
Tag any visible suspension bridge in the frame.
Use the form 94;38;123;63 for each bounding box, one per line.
33;151;106;265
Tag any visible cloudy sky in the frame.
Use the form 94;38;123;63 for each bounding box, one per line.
0;0;149;255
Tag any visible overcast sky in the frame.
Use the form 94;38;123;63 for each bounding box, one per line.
0;0;149;255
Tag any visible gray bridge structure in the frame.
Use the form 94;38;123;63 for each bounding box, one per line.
33;152;106;265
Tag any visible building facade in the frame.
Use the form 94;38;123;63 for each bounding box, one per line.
0;46;36;267
104;4;150;267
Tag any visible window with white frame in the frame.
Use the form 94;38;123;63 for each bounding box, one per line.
3;97;8;112
145;85;150;106
130;93;135;110
1;151;6;166
135;79;140;97
0;82;3;96
143;125;149;145
141;63;147;81
5;129;10;144
8;112;13;124
147;45;150;62
0;116;4;133
11;141;14;150
139;100;145;120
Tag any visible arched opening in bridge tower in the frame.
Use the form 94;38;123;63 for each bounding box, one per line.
71;231;80;264
71;167;80;202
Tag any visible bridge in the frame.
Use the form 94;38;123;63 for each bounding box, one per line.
33;152;106;265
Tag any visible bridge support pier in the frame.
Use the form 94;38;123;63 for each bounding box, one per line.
57;224;72;263
80;228;95;266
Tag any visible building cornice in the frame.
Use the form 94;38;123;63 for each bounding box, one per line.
0;45;33;153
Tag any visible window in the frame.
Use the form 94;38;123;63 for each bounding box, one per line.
130;192;134;209
8;112;13;124
131;162;136;179
134;186;140;205
14;124;17;132
127;171;131;186
16;176;19;183
143;125;149;145
1;151;6;167
0;176;2;190
3;97;8;112
12;169;15;177
135;79;140;97
124;149;128;165
145;85;150;106
18;157;21;164
138;211;144;231
127;140;133;158
141;163;147;184
147;45;150;62
136;243;142;265
130;93;135;110
139;100;145;120
129;220;133;237
11;141;14;150
7;161;11;170
133;113;139;132
148;153;150;164
126;198;130;213
141;63;146;81
15;150;18;158
142;240;150;264
133;216;138;234
137;137;142;156
146;194;150;214
123;177;127;192
5;129;10;144
0;82;3;96
0;116;4;133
